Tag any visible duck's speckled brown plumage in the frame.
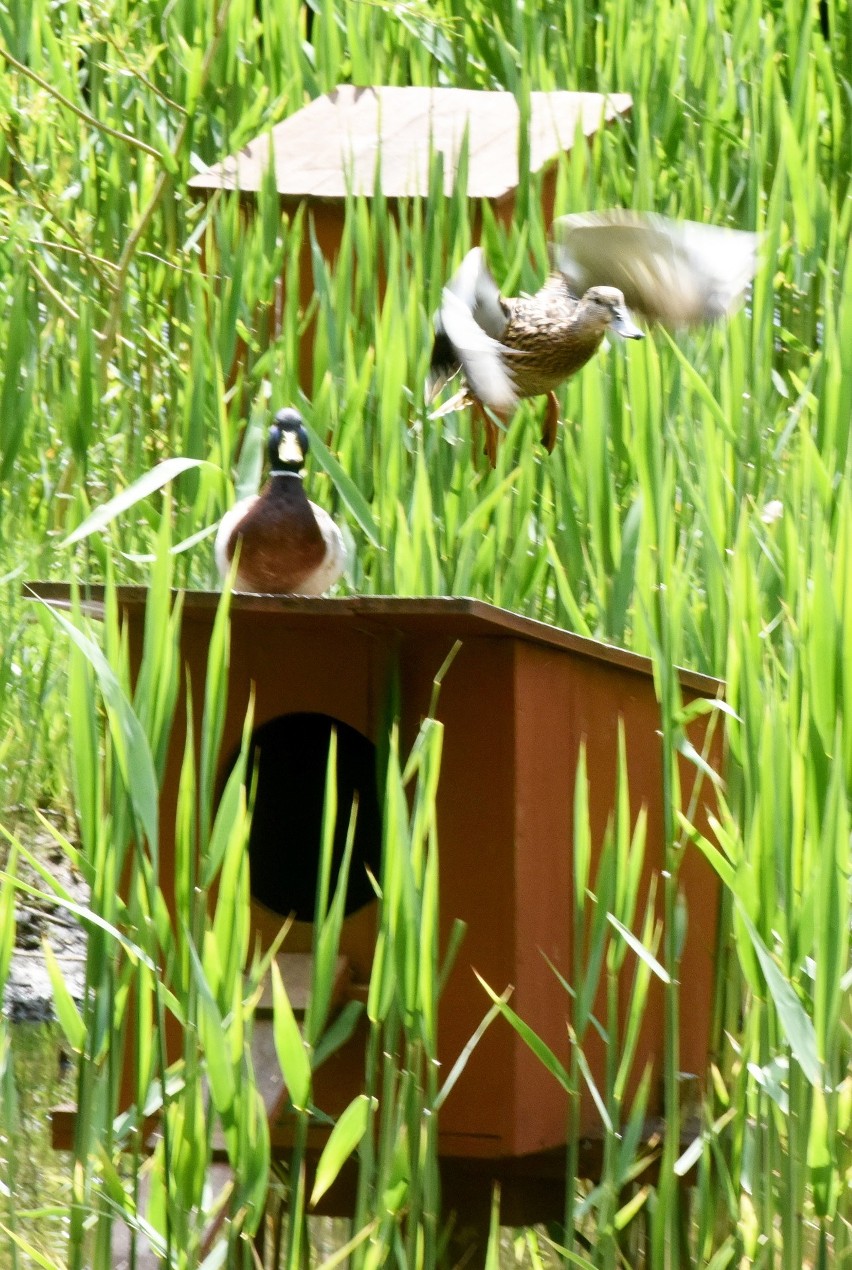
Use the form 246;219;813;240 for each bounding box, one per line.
493;274;618;395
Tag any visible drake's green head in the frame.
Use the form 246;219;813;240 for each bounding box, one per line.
269;408;309;473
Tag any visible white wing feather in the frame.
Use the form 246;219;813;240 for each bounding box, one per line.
438;287;519;414
444;247;509;339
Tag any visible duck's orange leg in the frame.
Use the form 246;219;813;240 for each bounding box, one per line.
541;391;560;453
470;400;481;460
483;409;500;468
470;400;502;467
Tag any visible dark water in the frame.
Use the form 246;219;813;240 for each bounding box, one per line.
1;1023;74;1269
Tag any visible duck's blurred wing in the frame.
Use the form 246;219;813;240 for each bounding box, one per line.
550;210;761;327
427;247;509;400
438;287;519;414
445;247;508;338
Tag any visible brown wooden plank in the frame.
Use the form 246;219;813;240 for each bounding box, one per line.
249;1017;288;1120
50;957;349;1155
108;1162;237;1269
255;952;351;1016
50;1104;161;1153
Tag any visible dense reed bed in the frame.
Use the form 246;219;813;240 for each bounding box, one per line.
0;0;850;1265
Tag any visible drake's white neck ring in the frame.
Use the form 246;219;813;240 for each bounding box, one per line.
270;470;304;478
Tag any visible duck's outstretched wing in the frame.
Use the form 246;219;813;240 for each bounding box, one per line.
437;287;519;414
427;247;510;401
550;210;761;327
445;247;509;337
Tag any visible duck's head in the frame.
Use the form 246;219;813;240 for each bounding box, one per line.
269;408;309;474
582;286;645;340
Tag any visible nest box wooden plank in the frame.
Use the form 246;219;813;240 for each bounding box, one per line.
188;86;633;385
34;586;722;1175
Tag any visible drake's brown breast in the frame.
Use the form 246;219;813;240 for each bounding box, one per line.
226;482;326;593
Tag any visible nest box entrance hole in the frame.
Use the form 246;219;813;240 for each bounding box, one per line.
234;712;382;922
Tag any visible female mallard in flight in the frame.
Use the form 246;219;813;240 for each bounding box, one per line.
215;408;346;595
428;210;761;464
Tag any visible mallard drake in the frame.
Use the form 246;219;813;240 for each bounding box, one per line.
215;408;346;595
428;210;761;464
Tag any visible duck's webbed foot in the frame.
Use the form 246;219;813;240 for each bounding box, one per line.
541;391;560;453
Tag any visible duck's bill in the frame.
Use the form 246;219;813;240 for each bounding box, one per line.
611;306;645;339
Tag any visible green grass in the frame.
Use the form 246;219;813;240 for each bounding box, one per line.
0;0;851;1265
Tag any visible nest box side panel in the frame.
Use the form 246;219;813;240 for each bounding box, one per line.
128;607;217;929
396;635;519;1154
507;643;576;1157
288;205;347;392
670;722;722;1085
511;642;721;1142
115;603;216;1107
564;651;667;1130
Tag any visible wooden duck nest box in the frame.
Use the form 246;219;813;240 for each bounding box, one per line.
188;86;633;386
38;586;722;1208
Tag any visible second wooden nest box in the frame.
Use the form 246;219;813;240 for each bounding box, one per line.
188;85;633;383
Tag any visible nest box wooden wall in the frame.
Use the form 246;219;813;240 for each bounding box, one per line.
188;86;633;388
46;588;722;1169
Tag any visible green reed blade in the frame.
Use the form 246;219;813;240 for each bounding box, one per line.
310;1094;375;1208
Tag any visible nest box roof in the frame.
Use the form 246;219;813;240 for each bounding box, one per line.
188;84;632;202
27;585;720;696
